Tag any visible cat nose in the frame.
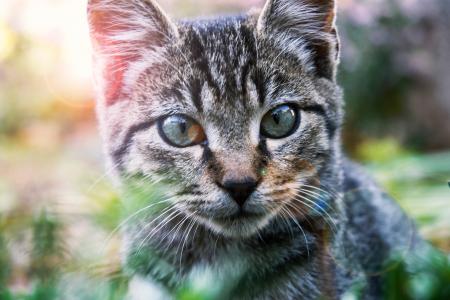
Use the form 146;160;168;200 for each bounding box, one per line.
221;177;258;207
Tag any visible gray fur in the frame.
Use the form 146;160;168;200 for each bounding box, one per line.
88;0;421;299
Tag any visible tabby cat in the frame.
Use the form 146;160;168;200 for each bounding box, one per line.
87;0;420;299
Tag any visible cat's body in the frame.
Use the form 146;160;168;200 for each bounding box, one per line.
87;0;421;299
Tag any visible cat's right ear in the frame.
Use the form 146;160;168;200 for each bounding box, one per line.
87;0;178;105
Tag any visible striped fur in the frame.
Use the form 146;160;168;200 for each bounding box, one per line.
88;1;421;299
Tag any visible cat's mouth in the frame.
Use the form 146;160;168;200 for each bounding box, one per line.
212;210;264;223
194;209;276;238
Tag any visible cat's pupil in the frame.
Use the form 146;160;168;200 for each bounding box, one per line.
272;112;281;124
179;122;187;134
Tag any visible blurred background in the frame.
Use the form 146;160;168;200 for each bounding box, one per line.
0;0;449;299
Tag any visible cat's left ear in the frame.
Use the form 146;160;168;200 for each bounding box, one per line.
87;0;178;105
257;0;339;80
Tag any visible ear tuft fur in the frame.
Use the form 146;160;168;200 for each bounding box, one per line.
258;0;339;80
87;0;177;105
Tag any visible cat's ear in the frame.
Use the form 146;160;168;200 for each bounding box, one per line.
87;0;178;105
257;0;339;80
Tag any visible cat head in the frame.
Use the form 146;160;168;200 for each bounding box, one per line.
88;0;343;238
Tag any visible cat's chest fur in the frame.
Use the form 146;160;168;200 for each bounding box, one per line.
125;230;346;300
124;204;355;299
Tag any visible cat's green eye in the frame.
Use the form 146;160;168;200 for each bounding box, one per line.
260;104;299;139
158;115;206;147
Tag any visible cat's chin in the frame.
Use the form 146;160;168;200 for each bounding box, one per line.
194;210;277;239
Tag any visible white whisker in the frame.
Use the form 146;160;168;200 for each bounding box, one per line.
176;212;197;270
100;198;173;254
135;206;180;255
292;193;338;234
279;205;310;258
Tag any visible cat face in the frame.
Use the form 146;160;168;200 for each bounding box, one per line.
88;0;343;238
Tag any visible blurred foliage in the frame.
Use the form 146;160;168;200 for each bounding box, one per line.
356;138;412;163
339;3;412;134
381;247;450;300
343;247;450;300
0;212;63;300
337;0;450;152
0;231;12;299
356;138;450;251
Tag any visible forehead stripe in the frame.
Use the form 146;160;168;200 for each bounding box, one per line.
190;79;204;113
187;27;221;104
